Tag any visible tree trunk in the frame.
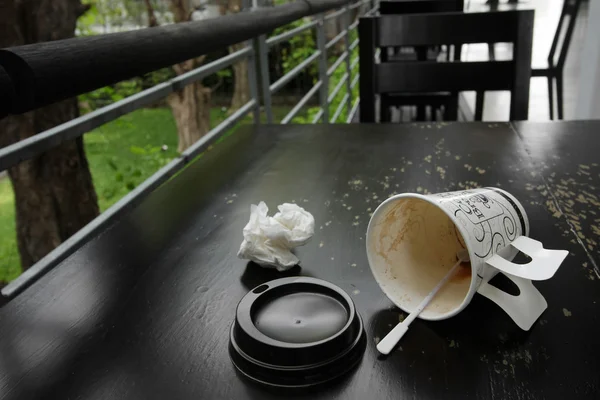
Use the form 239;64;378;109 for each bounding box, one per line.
167;55;211;152
229;42;250;111
167;79;211;153
163;0;212;152
0;0;99;272
323;12;344;56
222;0;251;112
143;0;159;27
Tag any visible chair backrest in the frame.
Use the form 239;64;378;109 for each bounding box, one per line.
378;0;465;62
379;0;464;15
359;10;534;122
549;0;581;70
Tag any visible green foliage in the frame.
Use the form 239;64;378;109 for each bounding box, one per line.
79;80;143;112
77;0;128;35
269;6;361;123
0;181;19;283
83;108;179;210
211;66;234;91
102;145;168;200
271;0;317;79
142;68;177;88
77;1;99;36
218;68;232;77
78;67;177;113
291;40;360;124
274;17;317;77
76;0;172;35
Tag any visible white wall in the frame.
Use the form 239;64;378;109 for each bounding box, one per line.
576;0;600;119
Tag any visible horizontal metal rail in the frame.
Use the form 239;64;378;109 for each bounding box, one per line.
328;73;349;104
266;19;319;47
324;8;346;21
312;108;324;123
349;0;370;10
172;46;252;90
0;82;172;171
182;99;256;160
0;47;253;172
330;93;349;122
351;72;360;88
281;81;323;124
326;29;348;50
365;3;378;16
347;98;360;123
270;50;321;94
327;52;348;76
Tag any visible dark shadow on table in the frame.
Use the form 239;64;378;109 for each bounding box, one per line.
236;355;362;399
368;296;535;397
369;289;533;358
240;262;314;291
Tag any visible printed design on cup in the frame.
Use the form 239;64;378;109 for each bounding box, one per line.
433;190;523;260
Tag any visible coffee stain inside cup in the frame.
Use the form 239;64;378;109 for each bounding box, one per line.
368;197;472;319
451;259;472;283
375;200;422;267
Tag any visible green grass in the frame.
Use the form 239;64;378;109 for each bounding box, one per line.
0;180;19;282
0;105;293;283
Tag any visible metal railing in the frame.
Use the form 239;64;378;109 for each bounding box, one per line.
0;0;376;301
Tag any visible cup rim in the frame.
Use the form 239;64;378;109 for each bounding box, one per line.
366;192;478;321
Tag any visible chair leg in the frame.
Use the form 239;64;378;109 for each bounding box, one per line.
487;43;495;61
556;73;564;120
417;105;426;121
381;97;392;122
446;92;459;121
547;75;554;120
455;44;462;61
381;48;388;63
475;91;484;121
416;46;427;61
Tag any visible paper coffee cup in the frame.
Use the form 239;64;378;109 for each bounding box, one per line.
366;187;568;330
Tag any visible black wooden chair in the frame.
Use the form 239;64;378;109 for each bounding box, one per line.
379;0;464;14
378;0;465;122
359;10;534;123
379;0;465;60
532;0;581;120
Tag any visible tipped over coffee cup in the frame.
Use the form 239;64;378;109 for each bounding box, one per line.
366;187;568;330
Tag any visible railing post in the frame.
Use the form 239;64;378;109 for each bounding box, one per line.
343;6;353;117
247;44;261;124
255;35;273;124
251;0;272;123
316;14;329;123
244;0;260;124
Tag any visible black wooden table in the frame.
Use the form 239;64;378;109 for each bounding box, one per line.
1;121;599;400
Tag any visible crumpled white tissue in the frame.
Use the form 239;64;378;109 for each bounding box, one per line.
237;201;315;271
